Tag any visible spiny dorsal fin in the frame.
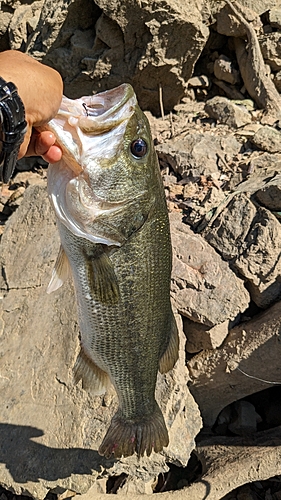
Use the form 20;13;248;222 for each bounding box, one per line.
159;314;179;374
47;245;70;294
88;251;120;304
73;348;111;396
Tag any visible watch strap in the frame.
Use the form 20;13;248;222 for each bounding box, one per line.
0;77;27;183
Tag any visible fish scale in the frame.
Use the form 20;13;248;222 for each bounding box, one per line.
46;83;179;458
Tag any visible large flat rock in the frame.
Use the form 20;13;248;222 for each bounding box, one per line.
0;184;201;498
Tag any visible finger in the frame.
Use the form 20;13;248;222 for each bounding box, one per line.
42;145;62;163
26;130;56;157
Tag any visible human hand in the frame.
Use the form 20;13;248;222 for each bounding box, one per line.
0;50;63;163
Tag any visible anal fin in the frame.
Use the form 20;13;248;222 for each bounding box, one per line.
73;348;111;396
159;313;179;374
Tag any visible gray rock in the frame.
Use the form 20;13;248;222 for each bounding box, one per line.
187;75;211;88
251;125;281;153
255;176;281;210
0;184;201;498
157;133;242;178
216;2;261;37
26;0;209;115
234;152;281;194
259;32;281;71
273;70;281;92
269;7;281;29
227;401;260;436
188;300;281;427
214;400;260;436
203;192;281;308
213;54;240;85
170;212;250;327
8;2;43;50
183;318;229;353
204;96;252;128
214;0;276;18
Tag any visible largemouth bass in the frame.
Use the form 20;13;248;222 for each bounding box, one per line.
46;84;179;459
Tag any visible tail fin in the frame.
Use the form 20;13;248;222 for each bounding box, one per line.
98;403;168;459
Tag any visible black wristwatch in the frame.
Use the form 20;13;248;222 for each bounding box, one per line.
0;77;27;183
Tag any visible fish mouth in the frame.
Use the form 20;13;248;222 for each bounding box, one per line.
81;84;136;118
66;83;137;135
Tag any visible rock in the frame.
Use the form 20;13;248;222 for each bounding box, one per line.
251;125;281;153
170;212;250;327
255;176;281;210
212;78;245;100
269;7;281;29
259;32;281;71
183;318;229;354
234;152;281;195
204;96;252;128
8;2;43;50
213;54;240;85
203;192;281;308
188;300;281;427
186;427;281;500
187;75;211;88
215;0;277;17
227;401;260;436
214;400;261;436
27;0;209;115
0;184;201;499
216;2;262;37
0;12;13;51
273;70;281;92
156;134;242;178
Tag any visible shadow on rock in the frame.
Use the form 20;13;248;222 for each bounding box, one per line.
0;423;113;483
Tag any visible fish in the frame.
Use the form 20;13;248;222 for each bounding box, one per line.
46;83;179;459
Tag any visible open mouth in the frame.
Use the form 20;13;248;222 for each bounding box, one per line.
82;84;135;117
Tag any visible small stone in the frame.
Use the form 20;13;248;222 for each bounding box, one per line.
205;96;252;128
168;184;184;197
228;401;260;436
184;318;229;353
187;75;211;88
256;178;281;210
251;125;281;153
213;54;240;85
259;32;281;71
183;183;199;199
273;70;281;92
58;490;77;500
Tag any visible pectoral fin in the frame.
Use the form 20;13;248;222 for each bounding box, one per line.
86;249;120;304
74;348;111;395
159;314;179;374
47;245;70;294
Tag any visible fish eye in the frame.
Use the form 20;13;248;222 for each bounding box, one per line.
130;138;147;159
